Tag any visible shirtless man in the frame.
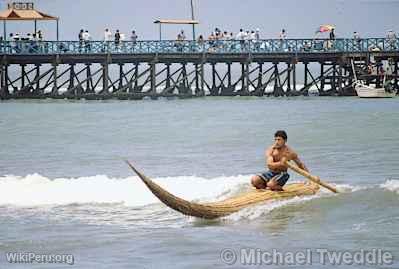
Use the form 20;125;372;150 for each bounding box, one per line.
251;130;309;191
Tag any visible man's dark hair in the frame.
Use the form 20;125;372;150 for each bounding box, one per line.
274;130;287;141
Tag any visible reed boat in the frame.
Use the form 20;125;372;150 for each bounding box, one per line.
126;162;320;219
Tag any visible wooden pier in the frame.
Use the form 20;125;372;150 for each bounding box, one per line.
0;39;398;99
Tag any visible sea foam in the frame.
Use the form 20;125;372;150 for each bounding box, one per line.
0;173;248;207
380;179;399;194
0;173;369;218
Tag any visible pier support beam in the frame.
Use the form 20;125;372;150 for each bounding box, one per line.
0;64;3;90
395;61;399;92
210;63;218;95
273;63;283;97
303;63;309;96
102;63;109;94
181;63;189;95
337;63;343;95
5;64;9;96
85;64;93;93
286;63;291;95
199;63;205;96
118;63;124;91
292;62;296;93
150;62;156;94
244;62;250;95
165;64;171;91
19;64;30;95
320;63;325;92
256;63;263;94
237;62;249;95
220;62;233;95
133;64;139;92
27;64;42;96
331;64;337;94
0;64;9;98
194;64;200;96
51;63;58;95
227;63;232;88
34;64;41;94
21;64;26;90
68;64;76;93
0;65;2;91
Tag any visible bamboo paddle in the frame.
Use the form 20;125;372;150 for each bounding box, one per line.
285;161;338;193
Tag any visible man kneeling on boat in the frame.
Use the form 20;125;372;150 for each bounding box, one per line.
251;130;309;191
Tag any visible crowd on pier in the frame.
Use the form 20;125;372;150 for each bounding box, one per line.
2;27;397;45
2;30;45;42
0;27;397;54
189;28;398;51
166;27;398;52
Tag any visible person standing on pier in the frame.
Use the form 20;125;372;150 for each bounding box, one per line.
249;30;256;41
177;30;186;41
251;130;310;191
279;29;286;51
329;28;336;47
176;30;186;52
104;29;112;42
115;30;121;43
82;30;91;52
329;28;336;40
78;29;84;52
115;30;121;50
353;31;361;50
130;30;138;43
197;34;204;49
103;29;112;52
327;28;336;50
279;29;287;40
130;30;138;51
236;29;245;50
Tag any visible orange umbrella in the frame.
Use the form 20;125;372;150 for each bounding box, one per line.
316;24;335;34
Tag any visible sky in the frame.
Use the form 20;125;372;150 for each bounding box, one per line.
1;0;399;41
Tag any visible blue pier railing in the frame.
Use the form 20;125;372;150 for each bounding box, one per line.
0;38;398;55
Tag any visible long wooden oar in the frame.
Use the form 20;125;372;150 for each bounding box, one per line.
285;161;338;193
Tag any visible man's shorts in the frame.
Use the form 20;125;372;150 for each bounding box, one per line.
258;170;290;187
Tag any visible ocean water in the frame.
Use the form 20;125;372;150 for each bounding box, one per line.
0;97;398;268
